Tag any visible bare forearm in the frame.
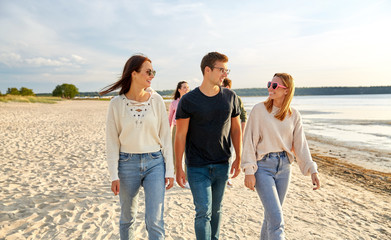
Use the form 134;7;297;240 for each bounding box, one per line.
231;117;242;163
174;135;186;172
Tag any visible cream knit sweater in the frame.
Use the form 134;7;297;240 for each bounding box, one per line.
241;102;318;176
105;89;174;181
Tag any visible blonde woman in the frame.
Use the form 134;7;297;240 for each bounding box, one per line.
242;73;320;240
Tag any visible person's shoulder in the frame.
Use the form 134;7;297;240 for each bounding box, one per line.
221;87;236;96
249;102;267;117
110;95;123;103
253;101;266;110
181;87;199;100
148;88;164;102
170;98;179;105
290;106;301;118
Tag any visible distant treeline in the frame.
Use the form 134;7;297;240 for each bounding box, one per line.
36;86;391;97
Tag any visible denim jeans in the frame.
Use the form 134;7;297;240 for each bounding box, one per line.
255;151;291;240
187;163;229;240
118;151;166;240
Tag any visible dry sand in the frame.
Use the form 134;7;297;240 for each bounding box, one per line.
0;100;390;240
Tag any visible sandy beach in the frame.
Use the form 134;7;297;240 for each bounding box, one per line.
0;100;390;240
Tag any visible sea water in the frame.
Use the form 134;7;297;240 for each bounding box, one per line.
241;94;391;171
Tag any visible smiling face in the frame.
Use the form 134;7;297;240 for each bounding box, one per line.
207;61;228;86
178;82;190;97
268;76;288;101
132;61;154;89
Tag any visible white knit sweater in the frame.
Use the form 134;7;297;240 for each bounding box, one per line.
105;89;174;181
241;102;318;176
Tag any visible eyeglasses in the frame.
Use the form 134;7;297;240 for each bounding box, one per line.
146;69;156;77
213;66;230;75
267;81;287;90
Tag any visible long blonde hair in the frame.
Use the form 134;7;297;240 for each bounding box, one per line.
264;73;295;121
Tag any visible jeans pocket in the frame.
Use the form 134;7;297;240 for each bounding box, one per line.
150;151;162;159
119;152;131;162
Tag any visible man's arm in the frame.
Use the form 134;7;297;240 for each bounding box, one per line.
174;118;190;188
230;116;242;178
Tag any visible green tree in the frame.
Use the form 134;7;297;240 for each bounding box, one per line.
52;85;63;97
52;84;79;98
7;88;20;95
19;87;35;96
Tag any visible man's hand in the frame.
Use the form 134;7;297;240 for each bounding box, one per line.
230;158;241;178
176;168;187;188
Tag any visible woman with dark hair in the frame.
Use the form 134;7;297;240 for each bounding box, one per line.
241;73;320;240
168;81;190;173
100;54;174;240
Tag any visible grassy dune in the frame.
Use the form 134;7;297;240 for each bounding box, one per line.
0;95;62;104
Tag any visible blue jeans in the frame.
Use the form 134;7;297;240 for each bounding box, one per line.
255;152;291;240
118;151;166;240
187;163;229;240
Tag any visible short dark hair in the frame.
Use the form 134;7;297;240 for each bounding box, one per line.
222;78;232;88
200;52;228;75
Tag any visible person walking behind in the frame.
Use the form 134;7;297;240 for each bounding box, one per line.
222;78;247;135
242;73;321;240
168;81;190;173
222;78;247;187
175;52;242;240
100;54;174;240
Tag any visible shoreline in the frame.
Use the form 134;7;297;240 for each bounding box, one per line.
1;101;390;239
309;144;391;195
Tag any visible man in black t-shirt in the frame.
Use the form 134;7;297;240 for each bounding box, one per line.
175;52;242;240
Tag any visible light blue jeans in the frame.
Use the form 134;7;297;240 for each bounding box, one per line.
187;163;229;240
118;151;165;240
255;151;291;240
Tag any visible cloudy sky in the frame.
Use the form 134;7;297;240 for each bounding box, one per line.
1;0;390;93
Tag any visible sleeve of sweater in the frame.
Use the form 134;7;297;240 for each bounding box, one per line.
168;100;175;127
241;104;261;175
157;95;174;178
106;98;121;181
292;110;318;176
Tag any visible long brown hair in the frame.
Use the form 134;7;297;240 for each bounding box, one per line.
173;81;188;100
264;73;295;121
99;55;151;96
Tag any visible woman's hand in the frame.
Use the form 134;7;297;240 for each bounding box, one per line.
111;180;120;195
165;177;174;190
244;174;256;191
311;173;321;190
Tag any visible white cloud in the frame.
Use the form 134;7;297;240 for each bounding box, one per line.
1;0;391;93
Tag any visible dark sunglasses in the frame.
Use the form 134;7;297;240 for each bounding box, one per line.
267;81;287;90
146;69;156;76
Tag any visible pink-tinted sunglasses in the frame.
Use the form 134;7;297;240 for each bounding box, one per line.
267;81;287;90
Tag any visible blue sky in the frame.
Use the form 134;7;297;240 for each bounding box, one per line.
1;0;390;93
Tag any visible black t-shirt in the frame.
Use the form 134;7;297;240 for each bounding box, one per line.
176;87;240;166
